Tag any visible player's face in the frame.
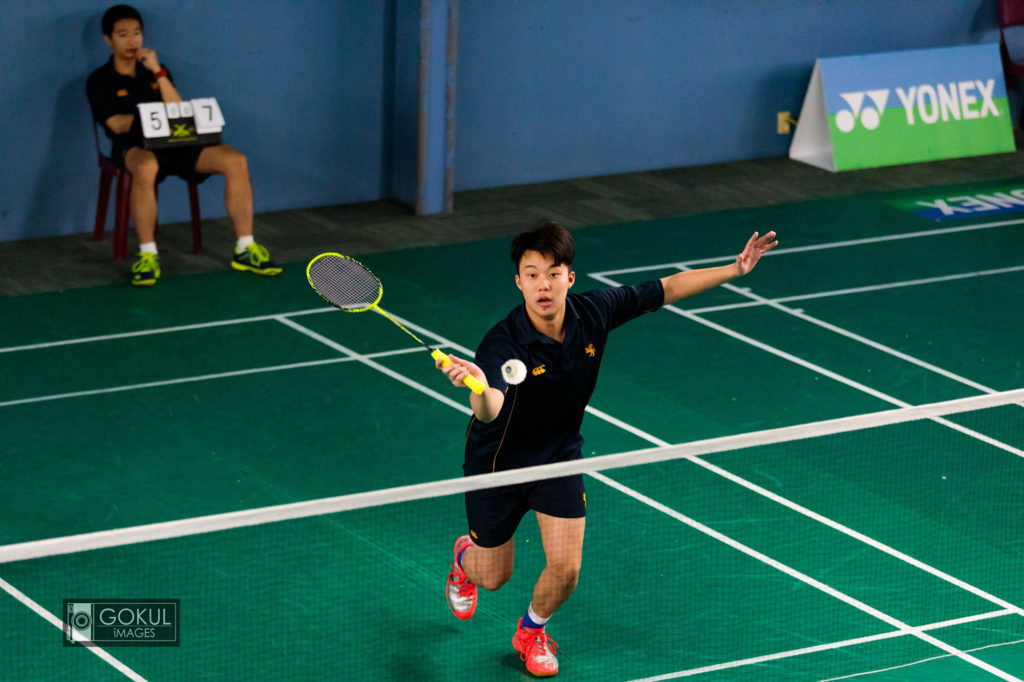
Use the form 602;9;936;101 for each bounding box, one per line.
104;19;143;60
515;250;575;321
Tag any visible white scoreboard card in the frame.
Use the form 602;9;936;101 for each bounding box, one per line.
137;102;170;139
191;98;225;134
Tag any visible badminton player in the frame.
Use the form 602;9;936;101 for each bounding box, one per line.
436;220;777;677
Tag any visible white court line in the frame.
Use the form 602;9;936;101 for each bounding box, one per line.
0;577;146;681
0;306;332;354
593;217;1024;276
272;316;471;415
591;272;1024;461
677;265;1009;397
3;217;1020;357
626;608;1013;681
594;472;1022;682
820;638;1024;682
0;346;427;409
683;264;1024;315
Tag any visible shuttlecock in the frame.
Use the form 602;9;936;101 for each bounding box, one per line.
501;359;528;385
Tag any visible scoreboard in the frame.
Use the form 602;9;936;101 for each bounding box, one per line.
137;98;224;150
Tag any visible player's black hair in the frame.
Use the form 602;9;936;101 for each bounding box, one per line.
510;220;575;273
102;5;143;36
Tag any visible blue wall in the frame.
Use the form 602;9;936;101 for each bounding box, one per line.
0;1;1003;242
454;0;1002;189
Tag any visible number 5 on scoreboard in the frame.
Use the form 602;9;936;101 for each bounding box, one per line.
137;102;169;139
191;97;225;134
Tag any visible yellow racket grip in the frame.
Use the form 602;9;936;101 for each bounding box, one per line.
431;348;486;395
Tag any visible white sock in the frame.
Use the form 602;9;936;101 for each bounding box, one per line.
526;603;549;627
139;242;158;255
235;235;254;253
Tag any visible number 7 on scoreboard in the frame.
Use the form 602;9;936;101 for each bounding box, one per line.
191;98;225;134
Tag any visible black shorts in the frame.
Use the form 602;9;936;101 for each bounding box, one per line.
116;144;211;185
464;474;586;548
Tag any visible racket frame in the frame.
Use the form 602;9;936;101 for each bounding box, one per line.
306;253;486;395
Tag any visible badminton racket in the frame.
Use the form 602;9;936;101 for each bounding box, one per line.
306;252;485;395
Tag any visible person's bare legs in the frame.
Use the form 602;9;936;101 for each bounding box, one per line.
510;512;583;676
531;512;585;617
194;144;253;238
123;147;160;243
461;537;514;591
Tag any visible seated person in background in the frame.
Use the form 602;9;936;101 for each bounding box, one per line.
86;4;281;287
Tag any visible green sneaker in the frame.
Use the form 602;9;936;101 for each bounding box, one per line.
131;252;161;287
231;242;282;276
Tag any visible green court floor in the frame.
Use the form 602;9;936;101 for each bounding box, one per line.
1;179;1023;680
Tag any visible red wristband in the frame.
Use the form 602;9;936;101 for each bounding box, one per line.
153;67;168;80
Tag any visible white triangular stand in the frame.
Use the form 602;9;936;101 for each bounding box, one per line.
789;60;836;172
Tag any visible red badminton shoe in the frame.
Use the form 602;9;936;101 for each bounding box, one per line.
445;535;477;620
513;617;559;677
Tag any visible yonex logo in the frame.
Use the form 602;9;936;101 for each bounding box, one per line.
836;80;1000;134
835;90;890;133
895;80;999;125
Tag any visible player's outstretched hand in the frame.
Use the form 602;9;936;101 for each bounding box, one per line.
436;354;489;391
735;231;778;276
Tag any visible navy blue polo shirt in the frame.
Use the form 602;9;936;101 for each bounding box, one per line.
464;280;664;475
86;58;174;159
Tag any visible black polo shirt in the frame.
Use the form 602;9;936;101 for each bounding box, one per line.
86;58;174;159
464;279;664;475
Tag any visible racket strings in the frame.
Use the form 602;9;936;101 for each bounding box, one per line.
309;256;382;311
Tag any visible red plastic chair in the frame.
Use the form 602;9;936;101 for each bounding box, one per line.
92;124;203;261
998;0;1024;79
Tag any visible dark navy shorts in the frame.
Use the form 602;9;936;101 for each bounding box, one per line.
464;473;586;548
116;144;211;185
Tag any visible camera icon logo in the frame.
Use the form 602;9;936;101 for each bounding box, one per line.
65;602;94;644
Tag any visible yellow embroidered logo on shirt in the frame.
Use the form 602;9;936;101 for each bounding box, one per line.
470;530;478;540
532;364;546;376
585;343;596;357
116;89;128;97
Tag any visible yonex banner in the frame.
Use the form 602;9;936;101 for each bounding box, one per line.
790;45;1014;172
